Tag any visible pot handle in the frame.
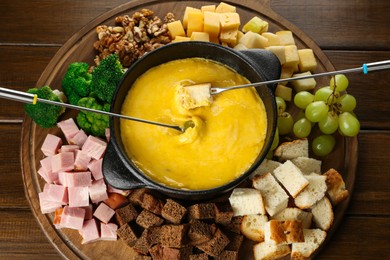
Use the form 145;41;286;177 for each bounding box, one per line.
102;141;147;190
238;49;281;92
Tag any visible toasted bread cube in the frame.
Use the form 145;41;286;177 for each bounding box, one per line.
298;49;317;72
240;214;268;242
183;7;201;29
215;2;236;13
294;173;327;209
242;16;269;34
276;30;295;45
275;84;292;101
191;32;210;42
264;220;287;245
229;188;266;216
323;168;349;206
272;207;313;229
254;242;291;260
219;12;240;30
175;83;212;110
201;4;216;13
172;36;191;42
273;160;309;198
220;28;238;45
265;46;286;65
291;71;317;92
187;11;204;37
203;11;221;37
291;157;322;175
274;138;309;160
167;20;186;39
239;31;268;48
291;229;327;259
284;45;299;67
262;32;280;46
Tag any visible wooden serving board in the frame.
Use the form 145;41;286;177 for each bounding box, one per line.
21;0;357;259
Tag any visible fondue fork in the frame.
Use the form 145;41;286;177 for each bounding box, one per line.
210;60;390;95
0;87;189;132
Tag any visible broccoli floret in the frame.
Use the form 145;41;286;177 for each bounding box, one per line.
76;97;110;137
91;54;125;103
62;62;92;105
24;86;65;128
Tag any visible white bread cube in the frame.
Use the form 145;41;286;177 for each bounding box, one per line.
291;71;317;92
291;157;322;175
175;83;212;111
229;188;266;216
298;49;317;72
294;173;327;209
250;159;282;179
311;196;334;231
240;214;268;242
273;160;309;198
263;220;287;245
274;138;309;161
272;207;313;229
291;229;327;260
252;173;289;216
283;220;305;243
323;168;349;206
275;30;295;45
253;242;290;260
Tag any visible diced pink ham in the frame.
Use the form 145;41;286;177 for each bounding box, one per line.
41;134;62;156
64;171;92;187
88;159;103;180
100;223;118;241
105;128;110;142
57;171;68;186
57;118;79;143
70;129;88;147
59;206;86;230
59;145;80;154
37;167;51;184
51;152;74;173
74;150;92;171
89;179;108;204
82;204;93;220
93;203;115;224
68;186;90;207
40;156;59;183
46;184;68;205
82;136;107;160
80;218;100;244
38;192;62;214
107;184;131;196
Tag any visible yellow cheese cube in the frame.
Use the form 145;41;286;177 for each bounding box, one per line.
279;65;295;85
275;84;292;101
298;49;317;72
203;11;221;37
291;71;317;92
201;5;216;13
239;31;268;49
276;30;295;45
219;12;240;30
172;36;191;42
183;7;201;29
265;46;286;65
242;16;269;34
237;30;244;42
220;28;238;45
191;32;210;42
233;43;248;50
167;20;186;39
284;45;299;67
262;32;280;46
215;2;236;13
209;35;220;44
187;12;204;37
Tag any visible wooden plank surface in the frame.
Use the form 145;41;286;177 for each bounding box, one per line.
0;0;389;259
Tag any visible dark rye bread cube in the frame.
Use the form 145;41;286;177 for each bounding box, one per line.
144;226;162;246
214;250;238;260
117;223;138;247
222;216;243;234
115;203;139;226
149;244;193;260
196;228;230;257
189;253;209;260
224;231;244;252
133;228;156;255
214;202;234;225
187;203;216;220
133;255;152;260
136;209;164;229
159;224;188;248
141;193;164;216
128;188;150;207
188;220;213;245
162;199;187;224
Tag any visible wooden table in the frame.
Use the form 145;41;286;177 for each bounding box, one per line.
0;0;389;259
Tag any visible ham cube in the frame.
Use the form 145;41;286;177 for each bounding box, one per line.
59;206;86;230
41;134;62;156
37;167;51;184
82;204;93;220
70;129;88;147
100;223;118;241
74;150;92;171
80;218;100;244
57;118;79;143
65;171;92;187
46;184;68;205
82;136;107;160
38;192;62;214
68;186;90;207
93;203;115;223
57;171;68;187
107;184;131;196
59;145;80;154
40;156;58;183
51;152;74;173
88;159;103;180
89;179;108;204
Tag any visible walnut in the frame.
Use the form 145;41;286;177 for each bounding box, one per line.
164;13;176;23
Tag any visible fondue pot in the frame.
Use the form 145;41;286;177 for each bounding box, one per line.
102;41;281;200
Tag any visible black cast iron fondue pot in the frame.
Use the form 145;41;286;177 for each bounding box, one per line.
102;41;281;200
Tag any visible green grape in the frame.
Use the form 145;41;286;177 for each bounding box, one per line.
294;91;314;109
312;134;336;156
278;112;294;135
293;117;312;138
305;101;329;122
339;112;360;136
314;87;339;104
318;112;339;134
275;96;286;115
330;74;349;92
337;94;356;112
270;128;279;150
